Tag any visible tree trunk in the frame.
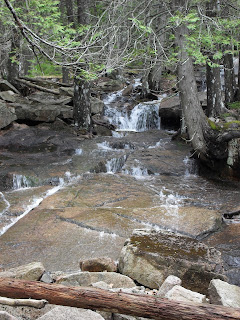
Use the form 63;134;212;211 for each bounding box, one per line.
77;0;89;25
206;58;225;117
0;278;240;320
73;75;91;131
7;28;20;88
174;23;208;156
224;52;235;104
236;51;240;101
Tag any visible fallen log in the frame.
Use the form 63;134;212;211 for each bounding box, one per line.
19;76;73;87
0;278;239;320
14;78;60;95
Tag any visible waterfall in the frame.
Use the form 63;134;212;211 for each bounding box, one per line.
12;174;33;189
104;101;161;132
106;155;127;173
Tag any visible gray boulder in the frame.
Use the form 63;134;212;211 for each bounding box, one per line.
0;262;45;281
0;80;20;94
118;229;226;294
208;279;240;308
91;97;104;115
56;271;135;288
37;306;104;320
0;101;17;129
157;275;182;297
0;91;17;103
165;285;208;304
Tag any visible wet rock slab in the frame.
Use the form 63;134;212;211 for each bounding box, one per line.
118;229;226;294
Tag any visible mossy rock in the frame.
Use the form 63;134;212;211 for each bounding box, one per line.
223;121;240;130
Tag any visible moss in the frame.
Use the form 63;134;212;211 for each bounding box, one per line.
207;118;220;130
227;101;240;110
222;121;240;130
220;113;231;119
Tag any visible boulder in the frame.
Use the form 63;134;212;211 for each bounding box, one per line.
157;275;182;298
79;257;117;272
0;101;17;129
56;271;135;288
208;279;240;308
0;80;20;94
0;91;17;103
0;262;45;281
37;306;104;320
12;102;73;122
93;125;113;136
122;84;133;96
165;285;208;304
0;311;18;320
97;79;124;92
91;97;105;115
59;86;74;97
118;229;225;294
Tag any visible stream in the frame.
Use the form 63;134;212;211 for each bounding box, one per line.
0;85;239;285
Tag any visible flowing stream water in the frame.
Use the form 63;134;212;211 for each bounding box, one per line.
0;84;239;284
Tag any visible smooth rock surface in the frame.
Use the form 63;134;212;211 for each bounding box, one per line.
0;311;19;320
0;91;17;103
56;271;135;288
165;285;207;303
118;229;225;294
37;306;104;320
208;279;240;308
0;262;45;281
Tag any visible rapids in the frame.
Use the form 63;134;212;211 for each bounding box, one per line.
0;85;239;285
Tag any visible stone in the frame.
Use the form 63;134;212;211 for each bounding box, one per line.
37;306;104;320
0;262;45;281
0;311;19;320
40;272;54;284
0;101;17;129
97;79;124;92
55;271;135;288
165;285;208;304
92;281;112;290
0;80;20;94
208;279;240;308
91;97;105;115
59;86;74;97
0;91;17;103
122;84;133;96
80;257;117;272
118;229;225;294
113;314;147;320
157;275;182;298
93;125;113;136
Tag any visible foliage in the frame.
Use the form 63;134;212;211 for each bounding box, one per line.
227;101;240;110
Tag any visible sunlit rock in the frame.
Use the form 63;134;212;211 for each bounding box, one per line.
118;229;226;294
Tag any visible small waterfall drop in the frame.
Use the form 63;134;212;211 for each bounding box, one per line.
106;155;127;173
104;101;161;132
13;174;33;190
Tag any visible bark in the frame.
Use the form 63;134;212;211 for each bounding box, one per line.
224;52;235;104
0;278;240;320
73;75;91;131
206;59;225;117
174;23;208;156
237;51;240;101
77;0;89;25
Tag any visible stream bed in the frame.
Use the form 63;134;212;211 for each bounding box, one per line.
0;90;239;285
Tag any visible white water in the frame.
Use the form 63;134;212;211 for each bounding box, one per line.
159;187;185;217
106;155;127;173
0;192;10;216
13;174;33;190
0;178;65;236
75;148;83;155
104;101;161;132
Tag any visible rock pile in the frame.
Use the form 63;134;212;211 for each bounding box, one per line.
0;229;239;320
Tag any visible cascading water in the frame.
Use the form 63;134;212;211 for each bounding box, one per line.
12;174;33;189
104;101;161;132
106;155;127;173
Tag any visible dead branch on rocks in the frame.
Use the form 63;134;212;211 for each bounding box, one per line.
14;78;60;95
0;296;47;309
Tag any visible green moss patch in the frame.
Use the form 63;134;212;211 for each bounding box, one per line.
227;101;240;110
